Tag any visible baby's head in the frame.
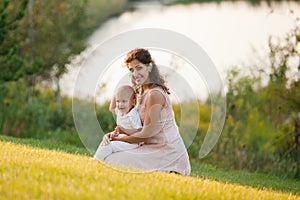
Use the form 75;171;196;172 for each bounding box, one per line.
115;85;136;115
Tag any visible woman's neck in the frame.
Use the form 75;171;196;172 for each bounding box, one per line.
142;84;150;91
140;84;154;94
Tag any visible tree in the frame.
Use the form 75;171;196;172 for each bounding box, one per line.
258;20;300;179
17;0;88;107
219;21;300;178
0;0;28;83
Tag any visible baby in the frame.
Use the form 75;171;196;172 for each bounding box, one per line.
92;85;142;160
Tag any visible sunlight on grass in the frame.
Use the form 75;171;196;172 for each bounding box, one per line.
1;141;299;200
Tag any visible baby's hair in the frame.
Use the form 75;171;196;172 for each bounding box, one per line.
116;85;136;100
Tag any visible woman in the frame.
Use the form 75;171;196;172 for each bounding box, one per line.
102;48;191;175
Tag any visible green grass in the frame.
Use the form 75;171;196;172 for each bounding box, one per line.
0;135;90;155
0;135;299;199
191;163;300;195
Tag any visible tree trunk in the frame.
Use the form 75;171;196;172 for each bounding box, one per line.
294;116;300;179
27;0;34;105
54;77;61;113
27;78;33;105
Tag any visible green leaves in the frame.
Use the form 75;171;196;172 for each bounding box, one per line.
0;0;28;83
218;21;300;179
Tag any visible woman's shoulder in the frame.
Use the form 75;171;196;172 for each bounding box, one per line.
148;86;166;95
148;87;165;98
146;87;167;106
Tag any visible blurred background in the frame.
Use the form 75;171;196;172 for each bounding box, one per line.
1;0;299;179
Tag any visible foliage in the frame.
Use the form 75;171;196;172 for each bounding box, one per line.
1;140;299;199
0;81;82;146
208;70;278;171
17;0;87;81
0;0;127;145
208;21;300;179
0;0;28;82
0;0;128;110
95;101;116;133
183;20;300;179
258;22;300;178
15;0;127;82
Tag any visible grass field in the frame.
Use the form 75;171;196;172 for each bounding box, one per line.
0;136;299;200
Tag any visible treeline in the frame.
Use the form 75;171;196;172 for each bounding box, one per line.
0;0;126;143
1;0;127;84
191;22;300;179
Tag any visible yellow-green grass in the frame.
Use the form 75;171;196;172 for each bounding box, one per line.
1;135;299;194
0;141;299;200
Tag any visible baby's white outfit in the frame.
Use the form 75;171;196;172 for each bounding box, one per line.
93;107;142;160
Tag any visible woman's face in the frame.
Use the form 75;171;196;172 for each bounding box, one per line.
127;59;152;86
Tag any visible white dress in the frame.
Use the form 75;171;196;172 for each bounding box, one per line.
104;88;191;175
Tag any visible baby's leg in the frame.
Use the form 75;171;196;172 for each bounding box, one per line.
110;141;139;153
92;143;113;161
92;135;139;160
116;134;126;138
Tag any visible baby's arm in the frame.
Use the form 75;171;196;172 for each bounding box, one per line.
112;90;165;144
109;97;116;114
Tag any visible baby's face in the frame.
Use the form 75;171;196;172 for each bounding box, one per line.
115;90;135;115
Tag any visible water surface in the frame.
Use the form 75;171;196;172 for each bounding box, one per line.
61;1;300;103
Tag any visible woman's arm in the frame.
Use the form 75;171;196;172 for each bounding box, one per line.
112;132;145;143
112;90;165;143
116;126;142;135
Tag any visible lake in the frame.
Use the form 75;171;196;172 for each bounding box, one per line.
61;0;300;104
